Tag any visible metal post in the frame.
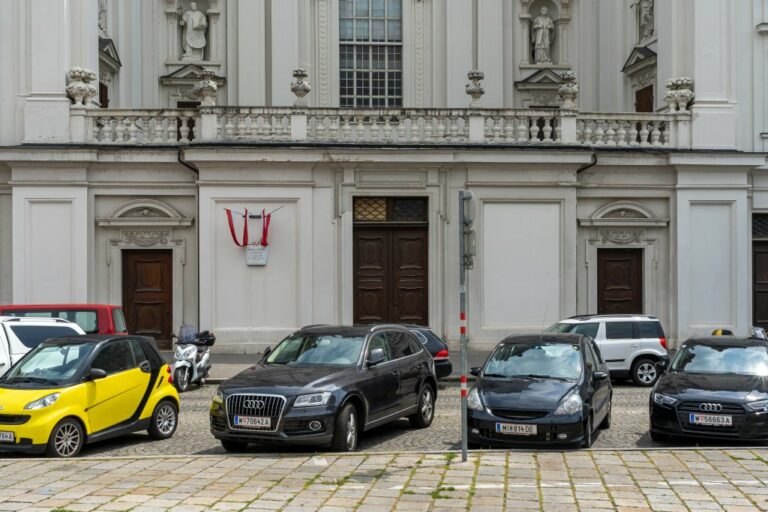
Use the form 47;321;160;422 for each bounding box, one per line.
459;190;468;462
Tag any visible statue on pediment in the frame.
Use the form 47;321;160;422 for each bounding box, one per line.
639;0;654;40
531;7;555;64
180;2;208;61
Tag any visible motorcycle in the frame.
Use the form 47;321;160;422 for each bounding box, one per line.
171;325;216;392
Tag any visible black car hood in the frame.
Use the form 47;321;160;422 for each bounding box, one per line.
656;371;768;402
220;363;357;395
479;376;577;411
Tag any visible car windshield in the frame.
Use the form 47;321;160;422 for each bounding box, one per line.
266;334;365;366
2;342;97;384
671;344;768;376
484;342;583;381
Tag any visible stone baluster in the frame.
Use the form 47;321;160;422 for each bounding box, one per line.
342;116;352;141
661;123;670;146
492;118;503;141
153;116;165;143
650;123;661;146
179;116;191;143
542;118;553;143
581;121;592;145
329;117;340;140
395;117;406;141
449;117;460;141
383;117;393;141
114;118;127;143
436;116;446;140
411;118;421;142
224;114;235;139
370;117;381;141
615;122;627;146
628;122;639;146
554;120;561;142
605;122;616;146
236;114;247;139
353;116;364;141
639;122;650;146
101;117;114;143
504;117;515;142
529;118;541;143
517;117;529;142
593;121;605;145
423;117;434;141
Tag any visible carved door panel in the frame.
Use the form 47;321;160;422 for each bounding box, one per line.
635;85;654;113
353;228;428;324
753;242;768;330
598;249;643;315
122;250;172;349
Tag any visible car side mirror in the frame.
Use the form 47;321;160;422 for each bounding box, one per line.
368;348;386;366
261;346;272;361
470;367;481;377
655;357;669;372
87;368;107;380
592;371;609;381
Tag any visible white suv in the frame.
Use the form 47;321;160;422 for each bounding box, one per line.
545;315;667;386
0;316;85;375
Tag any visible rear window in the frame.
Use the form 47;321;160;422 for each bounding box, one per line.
545;322;598;339
3;309;98;334
7;325;81;349
112;309;127;333
605;322;634;340
638;321;664;339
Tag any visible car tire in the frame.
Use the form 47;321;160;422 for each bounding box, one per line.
46;418;85;458
631;357;659;387
409;384;435;429
221;440;249;452
331;403;358;452
650;430;670;443
581;415;594;449
599;398;612;430
174;367;190;392
148;400;178;440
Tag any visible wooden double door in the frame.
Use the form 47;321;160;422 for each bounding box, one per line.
122;250;173;349
753;242;768;330
597;249;643;315
354;227;428;325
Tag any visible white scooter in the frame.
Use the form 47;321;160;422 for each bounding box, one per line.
171;325;216;392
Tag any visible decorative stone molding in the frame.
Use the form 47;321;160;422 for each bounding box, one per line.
97;199;194;228
466;70;486;108
291;69;312;107
122;231;170;247
192;69;218;106
558;71;578;109
664;77;695;112
599;230;643;245
66;67;98;107
578;201;669;227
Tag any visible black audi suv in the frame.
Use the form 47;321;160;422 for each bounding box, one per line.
210;324;437;452
650;336;768;442
467;333;612;448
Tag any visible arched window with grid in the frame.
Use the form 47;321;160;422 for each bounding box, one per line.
340;0;402;108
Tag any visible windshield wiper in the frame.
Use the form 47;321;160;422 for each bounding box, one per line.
512;373;572;382
482;373;508;378
5;376;57;384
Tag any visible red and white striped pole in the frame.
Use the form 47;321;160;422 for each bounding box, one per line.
459;191;469;462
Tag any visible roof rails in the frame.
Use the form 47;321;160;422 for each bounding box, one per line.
567;314;658;320
300;324;331;329
370;324;411;332
1;316;73;323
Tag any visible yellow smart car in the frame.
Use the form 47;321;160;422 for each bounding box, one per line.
0;335;179;457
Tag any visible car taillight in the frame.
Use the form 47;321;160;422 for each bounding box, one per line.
659;337;667;349
167;365;173;384
434;349;449;360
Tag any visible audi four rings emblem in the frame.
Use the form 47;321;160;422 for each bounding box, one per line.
699;403;723;412
244;400;265;409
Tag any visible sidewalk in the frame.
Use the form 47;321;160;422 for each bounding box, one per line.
1;448;767;511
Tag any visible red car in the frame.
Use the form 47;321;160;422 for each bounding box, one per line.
0;304;127;335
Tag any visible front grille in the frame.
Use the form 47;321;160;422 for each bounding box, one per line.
491;409;548;420
677;402;746;434
0;414;30;425
225;394;286;432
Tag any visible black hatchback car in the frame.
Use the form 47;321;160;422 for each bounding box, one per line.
650;336;768;442
210;325;437;452
467;333;612;448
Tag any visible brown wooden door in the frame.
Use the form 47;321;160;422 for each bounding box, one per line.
122;250;173;349
753;242;768;330
635;85;654;113
354;227;428;325
598;249;643;315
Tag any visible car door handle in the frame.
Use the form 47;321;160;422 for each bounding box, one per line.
392;370;400;378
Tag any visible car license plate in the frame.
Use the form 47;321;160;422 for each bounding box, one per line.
689;413;732;427
234;416;271;428
0;431;14;443
495;422;537;436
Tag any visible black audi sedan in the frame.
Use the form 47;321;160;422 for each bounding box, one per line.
210;324;437;452
467;333;612;448
650;336;768;442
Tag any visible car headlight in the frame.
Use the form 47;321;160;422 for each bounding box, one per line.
746;400;768;412
467;388;484;411
653;393;678;407
554;390;583;416
24;392;61;410
213;390;224;404
294;392;331;408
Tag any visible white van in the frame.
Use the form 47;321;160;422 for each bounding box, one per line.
0;317;85;375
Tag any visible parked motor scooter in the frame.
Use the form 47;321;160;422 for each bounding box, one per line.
171;325;216;392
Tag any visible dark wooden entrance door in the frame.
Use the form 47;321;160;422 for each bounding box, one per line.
753;242;768;330
635;85;654;113
598;249;643;315
354;227;428;325
122;250;173;349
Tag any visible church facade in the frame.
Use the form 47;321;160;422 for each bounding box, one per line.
0;0;767;352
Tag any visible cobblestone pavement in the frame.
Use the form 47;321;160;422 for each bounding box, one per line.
17;381;760;458
3;449;768;511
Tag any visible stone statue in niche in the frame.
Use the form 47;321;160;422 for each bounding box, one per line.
180;2;208;61
531;7;555;64
639;0;654;40
98;0;107;34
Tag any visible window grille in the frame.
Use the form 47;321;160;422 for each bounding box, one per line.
754;214;768;238
354;197;428;223
340;0;402;108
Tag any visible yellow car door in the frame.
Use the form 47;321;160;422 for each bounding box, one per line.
85;340;151;433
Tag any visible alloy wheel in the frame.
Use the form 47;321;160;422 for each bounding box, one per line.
346;410;357;450
637;363;657;384
54;423;81;457
421;389;434;422
156;403;177;435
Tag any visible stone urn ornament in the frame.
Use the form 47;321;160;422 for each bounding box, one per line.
558;71;579;109
193;70;218;106
66;67;98;107
664;77;694;112
291;69;312;107
465;70;485;108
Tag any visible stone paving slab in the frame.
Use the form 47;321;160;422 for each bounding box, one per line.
1;449;768;511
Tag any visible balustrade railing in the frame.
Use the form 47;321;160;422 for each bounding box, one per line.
74;106;691;149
